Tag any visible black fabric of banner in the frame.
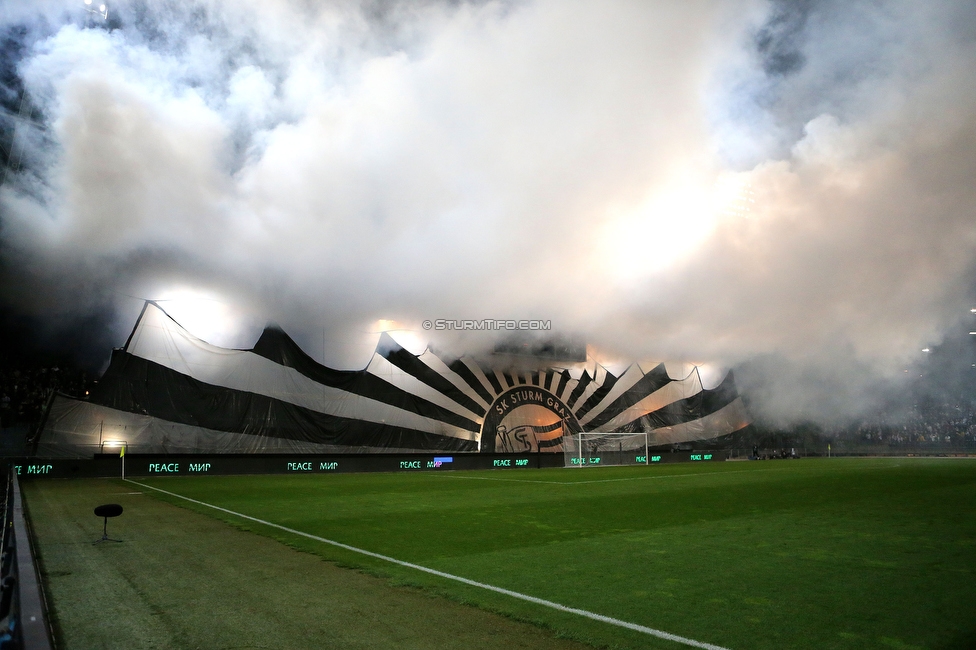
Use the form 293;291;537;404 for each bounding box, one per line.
92;351;476;451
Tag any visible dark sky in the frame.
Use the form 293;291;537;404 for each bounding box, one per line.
2;0;976;424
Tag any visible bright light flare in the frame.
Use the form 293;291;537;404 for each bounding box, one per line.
599;171;753;282
695;363;729;390
374;319;400;333
372;319;427;354
153;288;249;347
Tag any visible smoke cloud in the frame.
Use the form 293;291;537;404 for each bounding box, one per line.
2;0;976;424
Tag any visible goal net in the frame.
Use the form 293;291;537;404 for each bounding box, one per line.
563;432;650;467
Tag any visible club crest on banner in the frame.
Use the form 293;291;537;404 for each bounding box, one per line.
480;386;580;453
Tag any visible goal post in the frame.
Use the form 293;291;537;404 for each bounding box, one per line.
564;431;650;467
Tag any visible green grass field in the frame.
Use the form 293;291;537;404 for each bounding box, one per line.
25;458;976;649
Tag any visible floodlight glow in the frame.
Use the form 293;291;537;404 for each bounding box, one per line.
100;4;106;10
103;440;122;447
369;319;426;354
599;170;753;281
84;0;92;4
922;348;930;352
152;288;247;347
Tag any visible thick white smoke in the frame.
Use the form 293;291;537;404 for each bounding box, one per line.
2;0;975;423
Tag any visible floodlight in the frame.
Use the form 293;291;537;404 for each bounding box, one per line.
922;348;930;352
85;0;92;4
100;4;106;10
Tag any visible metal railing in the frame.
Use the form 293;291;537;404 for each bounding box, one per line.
0;469;53;649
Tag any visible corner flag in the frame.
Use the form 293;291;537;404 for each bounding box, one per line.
120;445;125;458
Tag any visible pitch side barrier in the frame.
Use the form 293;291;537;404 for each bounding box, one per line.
5;451;723;479
0;470;54;649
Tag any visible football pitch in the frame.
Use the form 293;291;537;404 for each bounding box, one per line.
26;458;976;649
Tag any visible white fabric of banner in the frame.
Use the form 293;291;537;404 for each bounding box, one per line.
578;364;646;426
365;353;482;423
592;371;704;433
127;303;476;441
649;398;750;445
417;351;490;411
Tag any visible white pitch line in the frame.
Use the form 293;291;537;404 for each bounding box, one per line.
128;478;731;650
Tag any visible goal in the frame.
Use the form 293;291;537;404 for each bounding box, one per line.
563;432;649;467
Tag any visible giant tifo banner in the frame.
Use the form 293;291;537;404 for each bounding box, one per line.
35;302;749;458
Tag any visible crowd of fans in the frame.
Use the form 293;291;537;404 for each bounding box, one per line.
0;365;92;429
839;403;976;450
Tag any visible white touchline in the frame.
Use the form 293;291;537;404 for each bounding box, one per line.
127;478;731;650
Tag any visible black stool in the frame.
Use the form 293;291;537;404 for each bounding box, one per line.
93;504;124;544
